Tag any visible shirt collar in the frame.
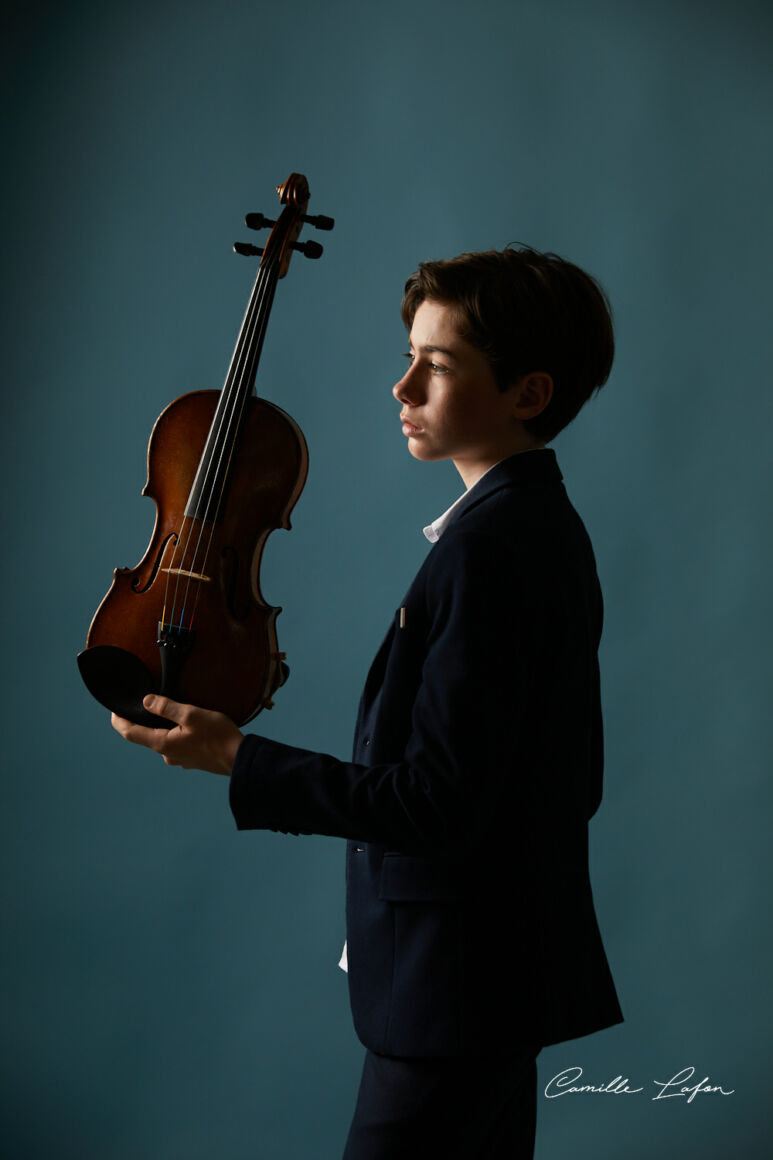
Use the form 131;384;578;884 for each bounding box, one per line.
422;449;550;543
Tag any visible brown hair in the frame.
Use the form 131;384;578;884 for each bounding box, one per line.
401;245;614;442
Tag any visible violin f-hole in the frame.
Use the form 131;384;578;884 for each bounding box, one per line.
130;532;178;594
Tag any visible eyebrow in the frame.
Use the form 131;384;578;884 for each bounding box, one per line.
409;343;457;359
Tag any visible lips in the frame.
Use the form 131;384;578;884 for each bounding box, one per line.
400;414;422;434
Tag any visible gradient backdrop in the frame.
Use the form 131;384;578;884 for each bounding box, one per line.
3;1;771;1156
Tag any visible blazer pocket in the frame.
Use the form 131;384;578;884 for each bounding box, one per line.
378;854;459;902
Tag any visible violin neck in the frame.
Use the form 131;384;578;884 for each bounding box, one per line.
184;258;280;522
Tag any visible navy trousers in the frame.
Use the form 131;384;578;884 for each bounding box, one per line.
342;1047;540;1159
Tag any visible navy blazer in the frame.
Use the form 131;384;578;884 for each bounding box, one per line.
230;449;623;1056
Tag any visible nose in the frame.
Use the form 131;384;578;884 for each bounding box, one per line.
393;361;423;405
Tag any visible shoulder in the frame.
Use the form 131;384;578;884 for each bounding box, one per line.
423;481;599;614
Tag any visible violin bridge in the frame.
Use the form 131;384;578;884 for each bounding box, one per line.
161;567;212;583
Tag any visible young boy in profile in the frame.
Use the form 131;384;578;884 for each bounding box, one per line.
113;244;623;1159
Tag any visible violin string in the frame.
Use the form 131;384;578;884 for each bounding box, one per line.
171;263;270;630
159;299;261;631
173;252;279;632
185;255;279;627
160;257;271;633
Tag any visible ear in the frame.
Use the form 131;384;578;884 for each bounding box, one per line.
509;371;553;420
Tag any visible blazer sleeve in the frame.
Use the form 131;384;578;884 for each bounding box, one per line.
229;528;557;855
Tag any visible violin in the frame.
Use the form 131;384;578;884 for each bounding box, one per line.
78;173;333;729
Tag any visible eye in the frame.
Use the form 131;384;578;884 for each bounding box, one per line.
401;352;449;374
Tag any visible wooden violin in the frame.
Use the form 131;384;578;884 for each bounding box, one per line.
78;173;333;728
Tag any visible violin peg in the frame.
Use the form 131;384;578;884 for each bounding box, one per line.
303;213;335;231
245;212;276;230
291;239;323;260
233;242;264;257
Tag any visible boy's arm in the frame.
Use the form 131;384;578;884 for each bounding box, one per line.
229;531;546;854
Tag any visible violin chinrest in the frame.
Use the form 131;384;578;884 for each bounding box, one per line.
77;646;174;729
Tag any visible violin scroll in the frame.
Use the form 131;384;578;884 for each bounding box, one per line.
237;174;335;272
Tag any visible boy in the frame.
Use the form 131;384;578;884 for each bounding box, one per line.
113;245;623;1158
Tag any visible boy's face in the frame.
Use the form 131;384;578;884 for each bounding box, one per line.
393;298;538;488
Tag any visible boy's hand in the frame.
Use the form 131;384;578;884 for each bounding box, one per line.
111;694;243;776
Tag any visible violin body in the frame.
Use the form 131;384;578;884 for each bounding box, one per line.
83;390;307;726
78;174;330;728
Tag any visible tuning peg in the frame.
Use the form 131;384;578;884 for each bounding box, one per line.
291;239;324;259
303;213;335;231
245;212;276;231
233;242;263;257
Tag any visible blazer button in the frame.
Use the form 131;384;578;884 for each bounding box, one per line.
363;737;370;746
354;846;364;853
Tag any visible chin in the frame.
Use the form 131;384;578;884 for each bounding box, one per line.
407;438;442;463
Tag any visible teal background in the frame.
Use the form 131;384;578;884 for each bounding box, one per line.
3;0;771;1155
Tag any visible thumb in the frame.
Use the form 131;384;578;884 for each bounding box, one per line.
143;693;187;723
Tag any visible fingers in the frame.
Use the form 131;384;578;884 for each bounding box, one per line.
111;696;241;775
111;711;170;752
142;693;188;723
